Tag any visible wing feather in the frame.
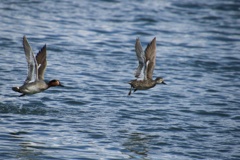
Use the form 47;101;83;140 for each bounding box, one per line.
144;37;156;80
23;36;38;84
36;44;47;80
134;38;145;78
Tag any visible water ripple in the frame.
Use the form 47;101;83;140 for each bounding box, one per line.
1;0;240;159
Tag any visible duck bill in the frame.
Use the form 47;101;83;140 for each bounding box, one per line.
59;83;64;87
162;81;166;85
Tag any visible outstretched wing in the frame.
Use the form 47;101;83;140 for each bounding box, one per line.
36;44;47;80
144;37;156;80
134;37;145;78
23;36;38;84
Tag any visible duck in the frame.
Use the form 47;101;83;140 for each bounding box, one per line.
12;36;64;97
128;37;166;95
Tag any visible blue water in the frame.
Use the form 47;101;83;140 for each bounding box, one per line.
1;0;240;159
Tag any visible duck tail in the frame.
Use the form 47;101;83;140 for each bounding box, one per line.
12;87;21;93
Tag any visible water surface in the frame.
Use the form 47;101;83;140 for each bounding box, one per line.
0;0;240;159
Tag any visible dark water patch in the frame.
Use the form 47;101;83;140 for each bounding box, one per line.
208;102;228;107
168;92;188;99
88;132;107;139
16;121;49;127
193;60;221;69
0;103;47;115
134;16;158;23
206;89;219;93
220;66;240;73
202;15;223;21
222;56;240;61
211;3;240;11
173;2;206;10
168;126;187;132
208;35;240;42
232;115;240;120
0;133;23;141
63;99;89;106
9;131;29;136
132;30;156;36
195;110;230;117
0;102;70;119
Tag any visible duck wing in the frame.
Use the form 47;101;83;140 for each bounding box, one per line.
134;38;145;78
144;37;156;80
36;44;47;80
23;36;38;84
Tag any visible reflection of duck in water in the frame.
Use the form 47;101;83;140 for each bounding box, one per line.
122;132;149;158
12;36;64;97
128;37;166;95
10;131;44;158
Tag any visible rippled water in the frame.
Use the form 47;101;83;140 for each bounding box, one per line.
1;0;240;159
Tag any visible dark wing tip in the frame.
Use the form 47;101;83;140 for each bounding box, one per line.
23;35;27;44
38;44;47;55
135;37;140;45
151;37;156;44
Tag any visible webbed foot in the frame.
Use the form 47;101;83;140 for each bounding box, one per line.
19;94;25;97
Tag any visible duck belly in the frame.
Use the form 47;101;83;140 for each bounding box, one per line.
20;82;47;94
136;86;152;90
20;86;43;94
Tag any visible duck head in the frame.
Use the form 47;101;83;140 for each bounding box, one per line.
48;80;64;87
155;77;166;84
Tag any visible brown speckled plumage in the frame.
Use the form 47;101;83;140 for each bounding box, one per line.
128;37;166;95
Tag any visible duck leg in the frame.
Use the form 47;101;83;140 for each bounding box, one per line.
128;87;132;96
19;94;25;97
